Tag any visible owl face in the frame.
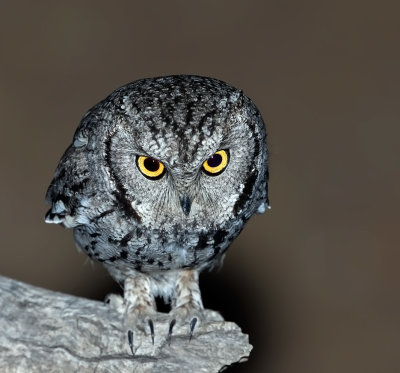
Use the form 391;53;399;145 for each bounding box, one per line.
90;80;266;233
46;75;268;272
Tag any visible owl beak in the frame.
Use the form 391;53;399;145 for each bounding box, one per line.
180;194;192;216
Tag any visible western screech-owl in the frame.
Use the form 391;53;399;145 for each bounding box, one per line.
45;75;269;352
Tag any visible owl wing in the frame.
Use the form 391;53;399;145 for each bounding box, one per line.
45;141;91;228
256;167;270;214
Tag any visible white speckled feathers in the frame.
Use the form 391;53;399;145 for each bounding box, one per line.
45;75;268;275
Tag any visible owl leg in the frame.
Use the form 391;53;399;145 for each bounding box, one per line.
167;269;204;343
122;274;157;354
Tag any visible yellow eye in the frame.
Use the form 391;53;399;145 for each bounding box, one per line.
136;156;165;179
202;149;229;176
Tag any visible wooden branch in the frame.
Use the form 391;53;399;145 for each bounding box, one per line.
0;275;252;372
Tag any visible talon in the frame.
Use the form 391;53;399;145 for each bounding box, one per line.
148;319;155;345
189;317;197;342
128;329;135;355
167;318;176;345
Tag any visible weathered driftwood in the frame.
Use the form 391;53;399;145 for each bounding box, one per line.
0;275;252;372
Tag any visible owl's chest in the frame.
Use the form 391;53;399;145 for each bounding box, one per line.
73;217;243;273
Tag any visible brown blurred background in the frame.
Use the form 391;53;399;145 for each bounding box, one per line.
1;1;399;372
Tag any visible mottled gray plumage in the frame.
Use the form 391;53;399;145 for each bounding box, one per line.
45;75;269;348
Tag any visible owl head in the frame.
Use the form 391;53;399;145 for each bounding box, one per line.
47;75;268;247
67;76;269;235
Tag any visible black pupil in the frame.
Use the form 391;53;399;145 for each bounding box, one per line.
207;153;222;168
144;157;160;172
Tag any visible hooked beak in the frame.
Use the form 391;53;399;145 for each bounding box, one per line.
180;194;192;216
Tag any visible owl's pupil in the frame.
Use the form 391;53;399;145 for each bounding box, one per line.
207;153;222;167
144;157;160;172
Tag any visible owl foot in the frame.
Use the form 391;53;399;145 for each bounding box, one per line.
127;318;155;355
124;302;157;354
167;305;203;344
105;293;156;354
167;269;204;344
106;274;156;354
125;275;157;354
104;293;124;311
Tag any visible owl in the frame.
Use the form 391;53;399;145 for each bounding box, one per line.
45;75;269;353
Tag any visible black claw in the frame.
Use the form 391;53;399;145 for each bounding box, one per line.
128;329;134;355
167;318;176;345
189;317;197;342
148;319;155;345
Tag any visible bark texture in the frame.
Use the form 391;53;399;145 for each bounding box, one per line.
0;275;252;372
